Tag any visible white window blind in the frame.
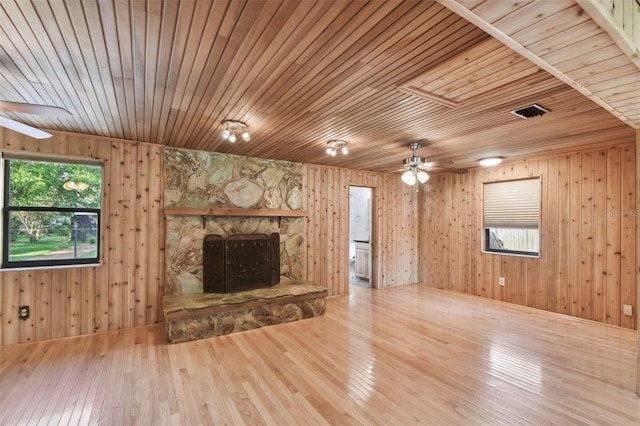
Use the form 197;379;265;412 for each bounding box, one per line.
483;177;540;229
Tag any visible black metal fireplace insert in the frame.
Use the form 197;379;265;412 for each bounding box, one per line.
203;233;280;293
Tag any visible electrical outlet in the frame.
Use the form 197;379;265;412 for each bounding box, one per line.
18;305;30;321
498;277;505;286
623;305;633;316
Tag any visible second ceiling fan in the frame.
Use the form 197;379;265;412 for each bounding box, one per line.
0;100;72;139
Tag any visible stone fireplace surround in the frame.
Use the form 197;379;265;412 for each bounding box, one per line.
162;148;327;343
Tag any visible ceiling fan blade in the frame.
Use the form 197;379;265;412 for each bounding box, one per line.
433;167;468;174
425;159;453;167
0;100;72;118
0;116;52;139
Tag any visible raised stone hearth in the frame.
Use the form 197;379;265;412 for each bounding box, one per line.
162;282;327;343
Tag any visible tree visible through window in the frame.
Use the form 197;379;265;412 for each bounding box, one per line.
2;156;102;268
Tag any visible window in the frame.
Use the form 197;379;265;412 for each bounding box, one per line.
483;177;540;257
1;155;102;268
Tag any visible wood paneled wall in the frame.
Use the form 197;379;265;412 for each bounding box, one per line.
0;130;165;345
420;145;637;329
304;165;420;296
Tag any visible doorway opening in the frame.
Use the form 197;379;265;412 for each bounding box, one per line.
349;186;373;294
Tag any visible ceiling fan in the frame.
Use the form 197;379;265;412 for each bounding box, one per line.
400;142;466;191
0;100;72;139
401;142;434;189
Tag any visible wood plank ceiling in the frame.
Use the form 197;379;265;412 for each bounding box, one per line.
0;0;637;173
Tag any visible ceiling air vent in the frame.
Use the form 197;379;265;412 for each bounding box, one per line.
510;104;549;119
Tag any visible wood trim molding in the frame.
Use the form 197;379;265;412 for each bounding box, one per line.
636;128;640;396
397;86;459;108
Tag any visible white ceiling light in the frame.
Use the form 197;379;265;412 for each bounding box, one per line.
401;170;417;185
326;140;348;156
417;170;430;183
221;120;250;143
479;157;503;167
401;168;430;187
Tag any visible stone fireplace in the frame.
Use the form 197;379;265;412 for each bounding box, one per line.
164;148;306;295
203;233;280;293
162;148;327;343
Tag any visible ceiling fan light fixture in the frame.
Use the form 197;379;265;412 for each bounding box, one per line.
401;170;416;185
479;157;503;167
221;120;249;142
326;140;348;156
417;170;429;183
401;142;432;188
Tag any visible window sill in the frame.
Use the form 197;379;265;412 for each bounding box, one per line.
481;250;540;259
0;262;101;273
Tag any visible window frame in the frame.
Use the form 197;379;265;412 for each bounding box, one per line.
482;176;541;258
1;154;103;269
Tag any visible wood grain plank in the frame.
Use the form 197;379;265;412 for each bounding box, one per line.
606;148;622;325
557;155;571;315
95;139;113;333
580;152;595;320
135;145;149;326
592;150;608;323
535;160;548;310
34;270;52;341
620;147;636;329
543;158;558;312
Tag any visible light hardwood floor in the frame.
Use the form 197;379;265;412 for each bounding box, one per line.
1;285;639;425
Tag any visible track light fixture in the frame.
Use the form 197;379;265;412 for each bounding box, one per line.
326;140;348;156
221;120;250;143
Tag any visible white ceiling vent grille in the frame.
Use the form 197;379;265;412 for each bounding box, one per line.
511;104;549;119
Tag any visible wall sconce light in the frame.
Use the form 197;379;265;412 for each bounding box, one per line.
478;157;503;167
326;140;348;156
221;120;250;142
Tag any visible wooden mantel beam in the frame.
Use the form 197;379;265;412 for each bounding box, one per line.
163;207;308;217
